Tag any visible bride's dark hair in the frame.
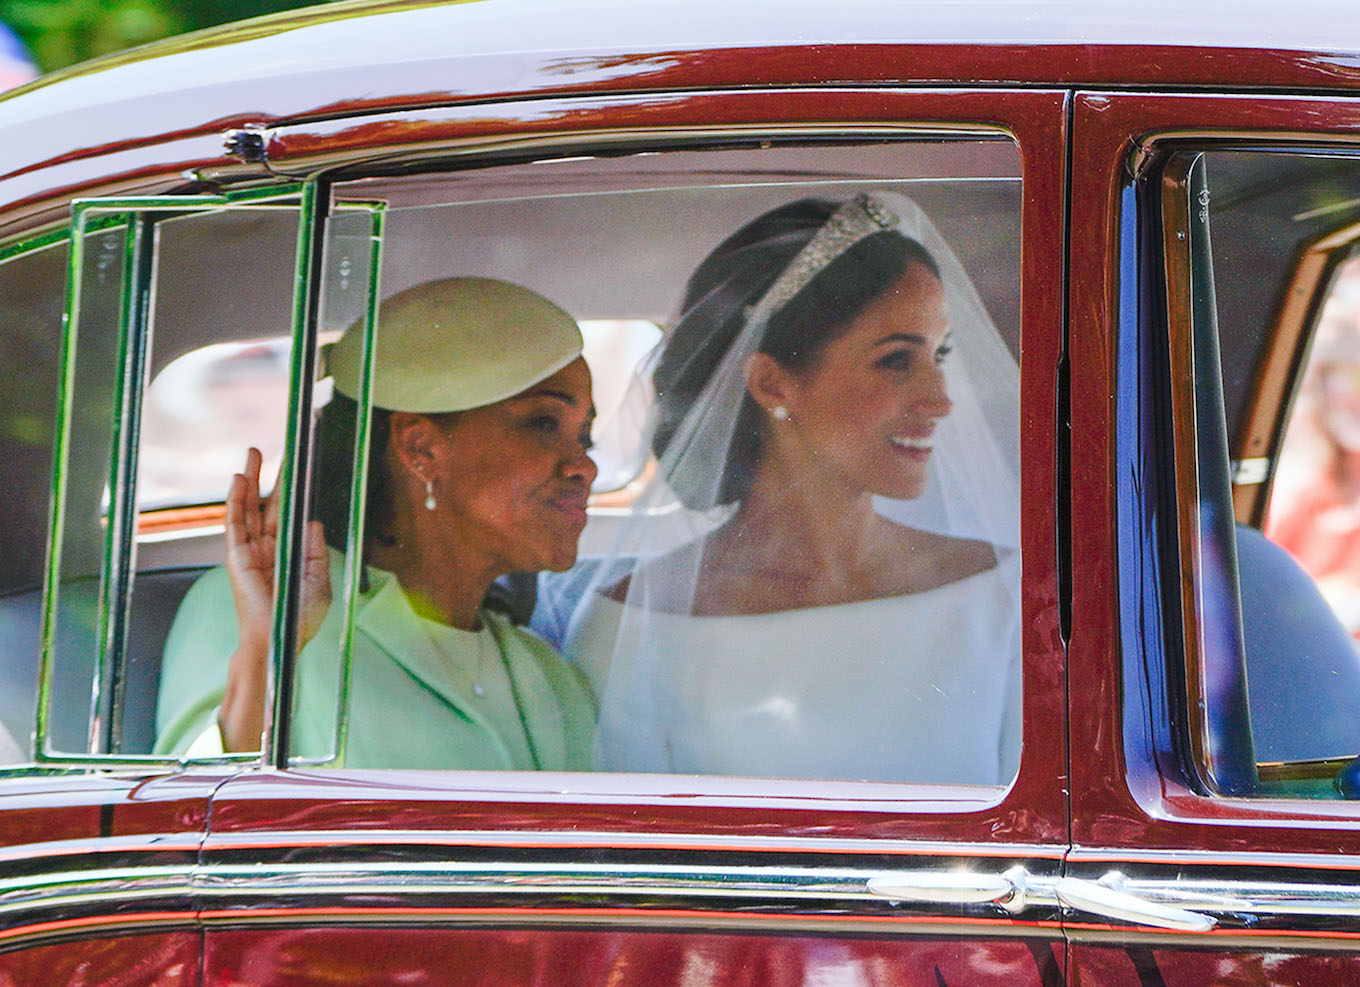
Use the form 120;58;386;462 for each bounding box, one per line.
652;197;938;506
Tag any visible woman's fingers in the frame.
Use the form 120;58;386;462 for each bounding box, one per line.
243;445;262;487
243;447;264;543
226;446;313;599
224;473;248;553
263;471;280;539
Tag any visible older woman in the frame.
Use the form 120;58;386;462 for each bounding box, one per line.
155;277;596;770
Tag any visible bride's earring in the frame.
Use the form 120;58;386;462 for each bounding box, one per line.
424;478;437;511
771;405;789;422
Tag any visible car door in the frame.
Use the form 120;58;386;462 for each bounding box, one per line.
191;86;1072;983
0;226;210;983
0;191;311;981
1068;90;1360;979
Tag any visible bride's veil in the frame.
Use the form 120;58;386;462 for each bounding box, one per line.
551;191;1021;774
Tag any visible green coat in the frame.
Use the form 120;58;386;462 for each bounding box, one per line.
155;556;594;770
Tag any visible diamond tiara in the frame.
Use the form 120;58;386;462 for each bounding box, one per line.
748;193;900;322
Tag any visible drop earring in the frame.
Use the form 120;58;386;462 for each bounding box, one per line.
771;405;789;421
424;478;436;511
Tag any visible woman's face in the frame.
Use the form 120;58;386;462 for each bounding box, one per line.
429;357;597;573
762;261;952;500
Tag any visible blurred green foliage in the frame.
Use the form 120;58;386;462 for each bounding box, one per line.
1;0;336;74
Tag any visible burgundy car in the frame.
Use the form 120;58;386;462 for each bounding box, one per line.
3;1;1360;982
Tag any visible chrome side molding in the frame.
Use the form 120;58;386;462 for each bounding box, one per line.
866;865;1029;914
1055;873;1218;933
867;866;1243;933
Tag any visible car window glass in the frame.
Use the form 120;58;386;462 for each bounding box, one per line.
1181;150;1360;797
0;237;67;766
139;337;295;512
40;205;301;759
286;139;1025;790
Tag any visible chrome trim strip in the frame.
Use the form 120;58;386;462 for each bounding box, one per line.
194;860;1060;910
0;865;195;920
4;851;1360;942
0;858;1057;935
1067;872;1360;920
1064;855;1360;933
4;856;1357;927
202;828;1067;859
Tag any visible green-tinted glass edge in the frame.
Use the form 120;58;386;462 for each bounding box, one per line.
34;185;307;769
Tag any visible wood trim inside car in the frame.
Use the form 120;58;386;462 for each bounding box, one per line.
136;503;226;536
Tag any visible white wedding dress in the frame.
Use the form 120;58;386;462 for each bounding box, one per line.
566;552;1020;785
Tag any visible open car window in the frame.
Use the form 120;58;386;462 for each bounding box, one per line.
29;136;1028;795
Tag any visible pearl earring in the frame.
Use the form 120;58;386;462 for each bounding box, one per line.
771;405;789;421
424;478;436;511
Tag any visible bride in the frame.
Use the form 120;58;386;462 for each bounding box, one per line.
562;192;1021;785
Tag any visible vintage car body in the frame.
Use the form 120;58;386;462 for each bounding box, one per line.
4;1;1360;982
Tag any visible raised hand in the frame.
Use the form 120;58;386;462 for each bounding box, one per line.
223;447;278;655
219;448;333;751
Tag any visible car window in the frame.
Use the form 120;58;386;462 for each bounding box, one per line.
0;236;67;766
38;203;302;758
274;138;1026;790
1175;149;1360;797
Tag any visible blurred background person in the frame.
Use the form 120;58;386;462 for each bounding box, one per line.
1268;258;1360;635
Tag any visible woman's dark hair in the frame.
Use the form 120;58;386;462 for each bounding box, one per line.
651;198;939;506
310;392;395;552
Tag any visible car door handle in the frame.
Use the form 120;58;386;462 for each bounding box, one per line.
866;865;1029;913
1054;873;1218;932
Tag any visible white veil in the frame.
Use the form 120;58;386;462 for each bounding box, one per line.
554;191;1022;779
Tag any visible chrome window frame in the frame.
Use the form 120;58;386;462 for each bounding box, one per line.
35;186;311;768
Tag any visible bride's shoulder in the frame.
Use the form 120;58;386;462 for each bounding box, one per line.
882;523;1008;589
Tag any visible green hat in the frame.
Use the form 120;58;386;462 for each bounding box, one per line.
326;277;583;412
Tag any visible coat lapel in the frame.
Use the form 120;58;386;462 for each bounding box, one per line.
486;613;567;770
354;576;504;740
352;570;568;771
